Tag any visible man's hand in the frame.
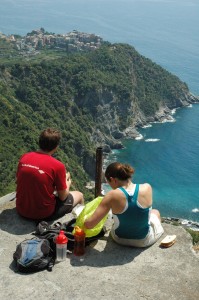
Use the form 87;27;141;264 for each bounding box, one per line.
66;172;70;180
66;172;72;188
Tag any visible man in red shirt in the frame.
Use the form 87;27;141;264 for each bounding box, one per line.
16;128;84;220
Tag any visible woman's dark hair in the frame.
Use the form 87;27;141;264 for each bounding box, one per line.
39;128;61;151
105;162;134;181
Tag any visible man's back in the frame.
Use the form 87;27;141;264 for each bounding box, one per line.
16;151;66;219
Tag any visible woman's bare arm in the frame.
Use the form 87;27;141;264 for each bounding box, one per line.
84;193;112;229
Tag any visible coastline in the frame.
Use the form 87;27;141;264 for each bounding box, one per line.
123;102;199;143
162;216;199;232
104;96;199;152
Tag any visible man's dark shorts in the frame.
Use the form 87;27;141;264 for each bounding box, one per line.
45;193;74;221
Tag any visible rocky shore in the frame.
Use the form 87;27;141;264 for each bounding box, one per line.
162;216;199;231
100;92;199;153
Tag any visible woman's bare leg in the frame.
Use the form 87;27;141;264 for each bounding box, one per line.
150;209;162;222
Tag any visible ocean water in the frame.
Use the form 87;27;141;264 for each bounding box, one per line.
0;0;198;221
105;105;199;222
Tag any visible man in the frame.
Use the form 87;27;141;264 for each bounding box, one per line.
16;128;84;220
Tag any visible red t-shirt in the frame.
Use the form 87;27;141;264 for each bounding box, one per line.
16;152;67;219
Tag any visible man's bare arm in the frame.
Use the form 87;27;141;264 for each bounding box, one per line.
57;172;71;201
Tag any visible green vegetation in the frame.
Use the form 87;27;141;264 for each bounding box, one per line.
0;41;191;198
186;229;199;245
0;38;19;63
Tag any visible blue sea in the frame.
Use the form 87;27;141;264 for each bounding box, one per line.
0;0;199;221
106;105;199;222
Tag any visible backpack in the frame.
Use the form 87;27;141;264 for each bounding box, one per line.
34;218;106;252
13;218;105;273
13;238;55;273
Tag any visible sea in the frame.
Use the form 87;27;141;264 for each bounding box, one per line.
0;0;199;222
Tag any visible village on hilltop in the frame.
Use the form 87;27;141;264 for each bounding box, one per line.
0;28;103;56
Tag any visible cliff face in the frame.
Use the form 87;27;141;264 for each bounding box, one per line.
83;89;198;152
71;44;199;151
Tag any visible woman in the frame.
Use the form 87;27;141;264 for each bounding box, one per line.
84;162;164;247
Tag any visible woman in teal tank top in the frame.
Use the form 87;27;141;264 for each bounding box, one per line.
84;162;164;247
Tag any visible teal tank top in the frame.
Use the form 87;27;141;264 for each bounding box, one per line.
114;184;150;239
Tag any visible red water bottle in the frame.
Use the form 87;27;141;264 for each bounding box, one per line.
74;226;85;256
55;230;68;261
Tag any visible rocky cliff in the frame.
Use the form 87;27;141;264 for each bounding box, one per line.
74;44;199;152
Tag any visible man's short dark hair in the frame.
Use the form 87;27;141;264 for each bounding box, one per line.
39;128;61;152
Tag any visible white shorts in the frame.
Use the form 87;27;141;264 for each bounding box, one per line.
111;213;164;248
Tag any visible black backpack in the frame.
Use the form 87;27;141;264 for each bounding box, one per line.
13;238;55;273
34;218;106;252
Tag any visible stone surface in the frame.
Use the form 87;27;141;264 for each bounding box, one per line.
0;194;198;300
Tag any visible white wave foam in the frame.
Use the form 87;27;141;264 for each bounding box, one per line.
192;208;199;213
181;219;189;225
171;109;176;115
145;138;160;142
188;104;193;108
142;124;152;128
111;150;120;155
135;134;143;140
162;117;175;123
